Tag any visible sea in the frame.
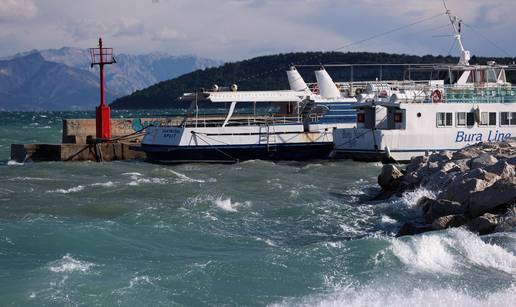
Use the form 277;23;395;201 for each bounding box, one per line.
0;111;514;306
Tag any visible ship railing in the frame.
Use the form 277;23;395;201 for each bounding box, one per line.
182;115;302;128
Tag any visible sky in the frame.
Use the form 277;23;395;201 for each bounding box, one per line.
0;0;514;61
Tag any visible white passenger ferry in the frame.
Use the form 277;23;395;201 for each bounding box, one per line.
139;67;357;163
332;9;516;162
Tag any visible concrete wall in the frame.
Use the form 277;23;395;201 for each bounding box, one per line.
62;117;183;144
11;143;146;162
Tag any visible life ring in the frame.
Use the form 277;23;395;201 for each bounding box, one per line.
431;90;442;103
355;88;363;96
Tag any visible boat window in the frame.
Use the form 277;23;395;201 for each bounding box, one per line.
489;112;497;126
480;112;496;126
456;112;466;126
501;112;516;126
437;112;453;127
466;113;475;126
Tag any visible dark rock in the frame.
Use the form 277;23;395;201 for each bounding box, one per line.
418;197;467;224
469;153;498;169
453;147;483;160
396;222;433;237
467;213;498;235
440;178;494;204
485;161;515;179
467;177;516;217
410;155;429;165
495;206;516;232
378;164;403;190
432;214;468;230
421;170;454;190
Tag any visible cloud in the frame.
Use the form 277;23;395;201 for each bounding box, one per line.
114;17;145;37
62;19;110;40
152;27;185;41
0;0;515;60
0;0;37;21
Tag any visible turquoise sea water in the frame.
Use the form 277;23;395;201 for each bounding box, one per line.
0;111;514;306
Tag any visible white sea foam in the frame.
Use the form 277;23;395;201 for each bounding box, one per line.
123;172;167;186
47;185;85;194
398;188;436;209
215;197;239;212
128;275;154;288
450;228;516;275
122;172;143;177
380;215;397;225
273;285;516;307
390;228;516;275
391;234;457;274
168;169;206;183
91;181;116;187
48;254;95;273
6;160;24;166
8;176;55;181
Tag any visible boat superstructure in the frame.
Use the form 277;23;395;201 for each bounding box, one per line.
139;67;358;163
332;9;516;162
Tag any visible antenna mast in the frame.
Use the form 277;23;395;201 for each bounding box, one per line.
443;1;470;65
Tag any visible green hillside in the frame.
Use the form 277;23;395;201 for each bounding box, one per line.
110;51;516;109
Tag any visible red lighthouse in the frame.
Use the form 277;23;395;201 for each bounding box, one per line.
90;38;116;140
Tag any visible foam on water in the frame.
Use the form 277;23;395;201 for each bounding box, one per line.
168;169;207;183
214;197;240;212
390;228;516;275
450;228;516;274
47;185;85;194
91;181;116;188
274;284;516;307
7;160;24;166
48;254;95;273
391;234;457;274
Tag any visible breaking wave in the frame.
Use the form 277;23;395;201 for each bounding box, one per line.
48;254;95;273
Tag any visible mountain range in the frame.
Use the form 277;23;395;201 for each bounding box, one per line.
0;47;222;111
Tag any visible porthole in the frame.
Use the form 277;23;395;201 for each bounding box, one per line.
417;112;422;118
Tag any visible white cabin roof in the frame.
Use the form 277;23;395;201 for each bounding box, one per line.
189;90;309;103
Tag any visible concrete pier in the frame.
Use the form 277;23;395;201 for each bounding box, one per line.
10;142;145;162
10;117;182;163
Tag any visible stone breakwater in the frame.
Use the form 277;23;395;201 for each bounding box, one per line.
376;140;516;236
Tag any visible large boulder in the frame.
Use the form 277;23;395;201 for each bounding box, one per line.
418;197;467;224
432;214;468;230
440;169;499;203
467;213;498;235
378;164;403;190
467;177;516;217
420;170;454;191
469;153;498;169
495;206;516;232
440;178;494;204
485;161;515;179
453;146;483;160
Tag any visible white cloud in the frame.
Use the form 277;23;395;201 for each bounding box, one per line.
0;0;37;21
0;0;514;59
152;27;185;41
114;17;145;37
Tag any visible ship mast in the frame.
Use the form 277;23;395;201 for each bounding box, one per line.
444;1;470;65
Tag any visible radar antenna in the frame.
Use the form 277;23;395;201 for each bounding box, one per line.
443;0;470;65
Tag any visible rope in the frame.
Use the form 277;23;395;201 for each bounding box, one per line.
190;131;239;162
462;22;511;58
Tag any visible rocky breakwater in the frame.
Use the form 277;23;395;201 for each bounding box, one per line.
377;140;516;236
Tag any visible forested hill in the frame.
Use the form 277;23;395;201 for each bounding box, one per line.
110;51;516;109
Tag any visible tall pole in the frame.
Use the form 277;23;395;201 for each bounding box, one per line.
92;37;115;140
99;38;105;107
